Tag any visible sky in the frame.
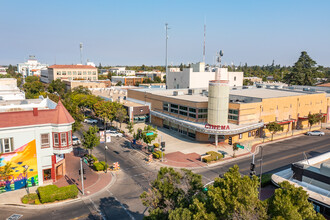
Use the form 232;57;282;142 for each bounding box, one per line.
1;0;330;67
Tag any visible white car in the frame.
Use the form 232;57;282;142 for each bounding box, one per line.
108;131;123;137
84;118;98;124
306;130;325;136
72;135;81;145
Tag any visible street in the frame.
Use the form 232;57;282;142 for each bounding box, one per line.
1;129;329;220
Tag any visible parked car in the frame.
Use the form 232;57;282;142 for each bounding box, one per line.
72;135;81;146
306;130;325;136
84;118;98;124
108;130;123;137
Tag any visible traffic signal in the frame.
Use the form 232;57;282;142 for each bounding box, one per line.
79;169;81;175
250;163;256;177
250;163;255;171
83;168;86;174
161;142;165;151
228;137;232;145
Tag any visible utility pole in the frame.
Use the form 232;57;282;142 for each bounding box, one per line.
165;23;169;75
258;146;264;200
80;43;83;64
203;22;206;63
80;158;84;195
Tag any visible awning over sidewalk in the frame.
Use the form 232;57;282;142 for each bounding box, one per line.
277;119;296;125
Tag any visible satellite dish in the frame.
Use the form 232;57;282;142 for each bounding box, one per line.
220;50;224;57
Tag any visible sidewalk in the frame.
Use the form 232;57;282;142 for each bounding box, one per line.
0;150;113;207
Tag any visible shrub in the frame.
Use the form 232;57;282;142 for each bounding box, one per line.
21;193;38;204
35;198;41;205
86;154;98;162
260;173;273;187
38;185;78;203
202;151;223;163
152;150;165;159
100;161;108;170
153;143;159;148
93;162;104;171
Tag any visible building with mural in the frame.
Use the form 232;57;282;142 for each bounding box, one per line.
0;97;74;193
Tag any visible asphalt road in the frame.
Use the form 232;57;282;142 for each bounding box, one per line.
195;132;330;183
1;125;330;220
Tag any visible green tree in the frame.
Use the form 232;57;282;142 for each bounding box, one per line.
93;101;114;128
284;51;319;86
116;81;123;86
126;121;134;134
267;181;325;220
82;126;100;155
140;167;203;219
48;79;66;97
23;80;45;99
141;165;267;220
115;106;127;129
72;85;91;95
142;125;157;144
0;162;14;182
243;79;253;86
266;122;283;141
308;113;323;131
25;75;39;83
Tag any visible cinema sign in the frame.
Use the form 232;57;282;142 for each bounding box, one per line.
205;123;230;130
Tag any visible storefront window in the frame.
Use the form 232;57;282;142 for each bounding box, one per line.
189;108;196;113
43;169;51;181
179;106;188;111
189;113;196;118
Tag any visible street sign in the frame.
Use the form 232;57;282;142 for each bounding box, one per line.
146;132;154;136
83;158;88;165
106;133;111;143
100;131;105;143
237;144;244;149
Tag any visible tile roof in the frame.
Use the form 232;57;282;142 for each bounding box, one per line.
0;100;74;129
48;65;97;69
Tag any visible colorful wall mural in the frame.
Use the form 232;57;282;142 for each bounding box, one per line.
0;140;38;193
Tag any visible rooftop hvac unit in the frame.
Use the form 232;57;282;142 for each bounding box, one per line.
173;91;184;96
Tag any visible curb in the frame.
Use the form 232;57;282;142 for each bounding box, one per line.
0;172;117;210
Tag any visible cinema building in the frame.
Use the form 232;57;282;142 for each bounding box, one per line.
127;82;330;145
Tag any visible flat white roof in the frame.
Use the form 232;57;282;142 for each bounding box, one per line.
272;152;330;207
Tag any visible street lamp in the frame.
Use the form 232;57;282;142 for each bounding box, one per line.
104;145;108;173
23;165;29;194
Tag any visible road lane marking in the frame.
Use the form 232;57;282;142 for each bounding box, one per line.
107;189;136;220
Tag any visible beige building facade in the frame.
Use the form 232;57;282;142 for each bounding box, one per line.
41;65;98;83
63;80;111;91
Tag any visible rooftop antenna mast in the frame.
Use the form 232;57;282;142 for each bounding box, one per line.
203;19;206;63
79;43;83;64
165;23;170;75
216;50;224;67
215;50;224;80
